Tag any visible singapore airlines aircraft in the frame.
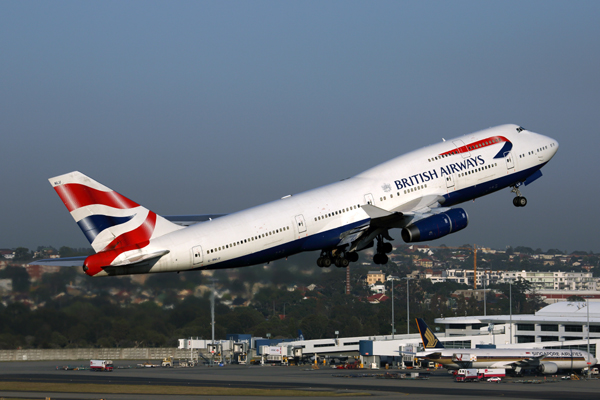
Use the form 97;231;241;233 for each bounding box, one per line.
34;124;558;277
415;318;596;374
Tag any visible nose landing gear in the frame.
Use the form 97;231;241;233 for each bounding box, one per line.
511;184;527;207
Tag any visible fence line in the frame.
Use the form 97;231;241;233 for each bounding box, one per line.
0;348;192;362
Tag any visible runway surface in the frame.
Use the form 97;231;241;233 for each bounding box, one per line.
1;360;599;400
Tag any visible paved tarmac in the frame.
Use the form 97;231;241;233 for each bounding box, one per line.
0;360;599;400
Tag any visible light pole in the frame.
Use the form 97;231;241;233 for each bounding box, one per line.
390;277;396;339
483;271;487;316
587;299;591;378
403;277;412;335
509;280;512;345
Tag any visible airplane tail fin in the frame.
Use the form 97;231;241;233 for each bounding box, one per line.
298;329;305;341
49;171;183;253
416;318;445;349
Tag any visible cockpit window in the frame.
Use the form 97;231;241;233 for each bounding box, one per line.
516;126;526;133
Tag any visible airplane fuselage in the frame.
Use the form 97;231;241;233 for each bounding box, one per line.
119;124;557;276
41;124;559;277
423;348;595;373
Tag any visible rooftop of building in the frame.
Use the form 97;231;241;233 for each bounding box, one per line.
436;301;600;325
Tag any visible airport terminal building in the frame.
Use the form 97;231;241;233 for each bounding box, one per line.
175;302;600;368
275;302;600;367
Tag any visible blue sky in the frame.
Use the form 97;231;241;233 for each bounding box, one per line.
1;1;599;253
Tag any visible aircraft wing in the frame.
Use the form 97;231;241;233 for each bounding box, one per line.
415;351;442;359
489;354;547;370
350;198;453;251
510;354;546;368
163;214;227;226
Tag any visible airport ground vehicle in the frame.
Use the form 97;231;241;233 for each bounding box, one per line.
455;368;505;382
90;359;113;371
487;377;501;382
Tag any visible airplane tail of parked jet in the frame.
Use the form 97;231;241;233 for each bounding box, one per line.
49;171;183;276
416;318;445;349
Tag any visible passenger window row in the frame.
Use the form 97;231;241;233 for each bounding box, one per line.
521;145;551;159
207;226;291;255
402;184;427;195
314;205;360;222
429;152;456;162
458;163;497;177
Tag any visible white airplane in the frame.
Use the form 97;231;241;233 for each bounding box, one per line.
34;124;558;277
415;318;597;374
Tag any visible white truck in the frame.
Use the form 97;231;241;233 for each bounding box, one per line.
90;359;113;372
455;368;505;382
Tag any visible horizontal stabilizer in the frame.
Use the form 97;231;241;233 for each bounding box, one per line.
29;256;87;267
164;214;227;226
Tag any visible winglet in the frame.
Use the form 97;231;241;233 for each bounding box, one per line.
416;318;445;349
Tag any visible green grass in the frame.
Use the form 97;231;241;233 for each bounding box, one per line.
0;381;368;397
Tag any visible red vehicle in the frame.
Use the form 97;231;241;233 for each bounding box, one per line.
90;360;113;372
455;368;505;382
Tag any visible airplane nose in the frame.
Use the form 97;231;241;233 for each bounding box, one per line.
547;138;559;159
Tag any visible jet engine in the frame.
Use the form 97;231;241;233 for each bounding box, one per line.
401;208;469;243
539;362;559;374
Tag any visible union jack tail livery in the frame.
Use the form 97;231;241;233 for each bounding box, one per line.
49;171;182;276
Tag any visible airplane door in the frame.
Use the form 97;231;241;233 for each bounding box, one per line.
504;151;515;172
453;139;471;159
364;193;375;205
294;214;307;234
445;174;455;189
191;245;203;265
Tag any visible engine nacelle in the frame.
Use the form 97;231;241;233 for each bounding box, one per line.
539;362;558;374
401;208;469;243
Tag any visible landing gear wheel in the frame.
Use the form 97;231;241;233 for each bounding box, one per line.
513;196;527;207
322;257;331;267
335;257;348;268
373;253;381;265
317;257;323;267
382;242;393;254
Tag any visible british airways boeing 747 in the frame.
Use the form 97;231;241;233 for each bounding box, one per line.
35;124;558;277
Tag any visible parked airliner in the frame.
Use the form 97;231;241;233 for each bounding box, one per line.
34;124;558;277
415;318;596;374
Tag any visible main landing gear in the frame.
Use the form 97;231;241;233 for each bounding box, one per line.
373;235;393;265
511;184;527;207
317;249;358;268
